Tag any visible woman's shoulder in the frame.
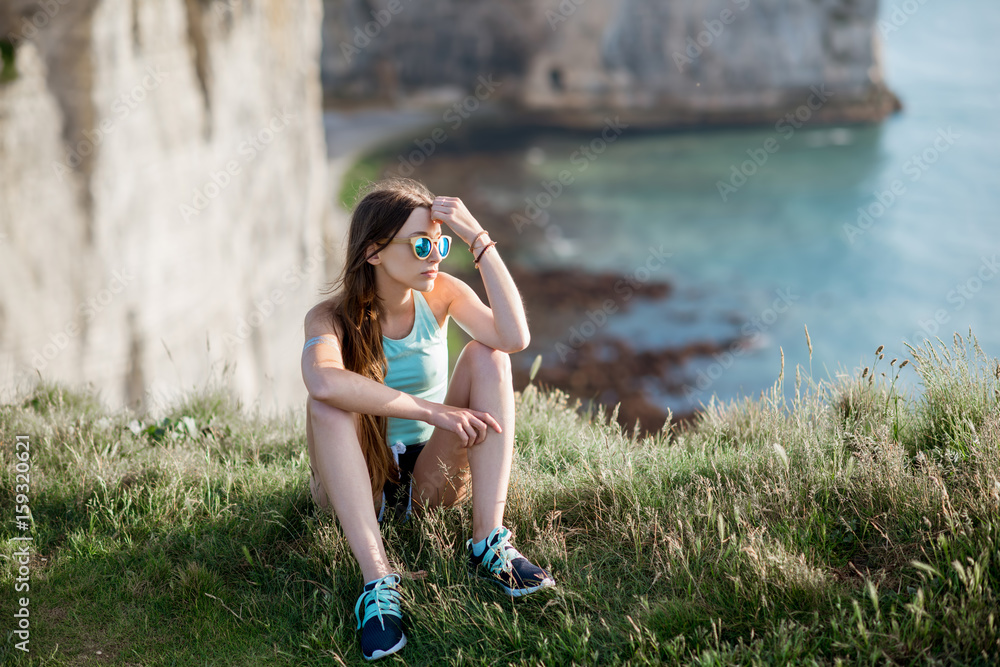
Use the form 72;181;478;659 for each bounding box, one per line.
304;297;343;341
426;271;466;308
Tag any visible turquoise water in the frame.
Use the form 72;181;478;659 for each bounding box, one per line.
481;0;1000;415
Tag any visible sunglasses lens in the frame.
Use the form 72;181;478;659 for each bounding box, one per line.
439;237;451;258
414;237;432;258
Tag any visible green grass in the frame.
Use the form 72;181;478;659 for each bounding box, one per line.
2;331;999;665
0;40;17;84
336;127;441;214
338;152;388;212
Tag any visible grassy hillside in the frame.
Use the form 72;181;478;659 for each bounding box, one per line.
2;332;999;665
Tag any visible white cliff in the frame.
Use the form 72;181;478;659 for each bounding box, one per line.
0;0;332;414
320;0;899;127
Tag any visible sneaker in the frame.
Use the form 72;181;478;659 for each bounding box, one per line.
467;526;556;597
354;573;407;661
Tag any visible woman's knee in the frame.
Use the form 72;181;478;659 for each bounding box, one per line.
308;397;361;432
462;340;512;376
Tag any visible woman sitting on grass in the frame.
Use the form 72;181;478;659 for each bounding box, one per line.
300;177;555;661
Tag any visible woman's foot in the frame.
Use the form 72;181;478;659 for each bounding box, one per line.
354;573;407;660
467;526;556;597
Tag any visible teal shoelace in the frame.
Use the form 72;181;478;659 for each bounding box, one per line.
355;573;403;630
481;527;520;576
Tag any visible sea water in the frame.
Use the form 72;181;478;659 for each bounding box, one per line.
474;0;999;415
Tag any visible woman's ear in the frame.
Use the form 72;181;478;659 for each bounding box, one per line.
365;242;382;266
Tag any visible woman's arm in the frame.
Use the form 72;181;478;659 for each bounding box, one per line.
307;362;435;423
468;234;530;350
431;196;530;351
301;304;501;445
301;306;433;422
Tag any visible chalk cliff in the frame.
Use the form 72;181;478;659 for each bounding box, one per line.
0;0;331;413
321;0;899;127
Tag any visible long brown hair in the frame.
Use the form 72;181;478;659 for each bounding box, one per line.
320;177;436;497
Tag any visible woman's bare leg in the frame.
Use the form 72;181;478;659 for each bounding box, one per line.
411;341;515;543
307;397;393;582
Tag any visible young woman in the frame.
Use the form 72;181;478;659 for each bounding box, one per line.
301;178;555;661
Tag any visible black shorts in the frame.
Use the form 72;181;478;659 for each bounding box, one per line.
379;441;427;523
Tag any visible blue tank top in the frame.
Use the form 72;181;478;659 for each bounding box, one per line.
383;289;450;447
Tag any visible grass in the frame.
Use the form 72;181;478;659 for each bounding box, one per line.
1;331;999;665
0;40;16;84
338;152;387;212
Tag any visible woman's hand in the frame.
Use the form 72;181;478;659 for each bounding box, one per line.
426;402;502;448
430;196;485;247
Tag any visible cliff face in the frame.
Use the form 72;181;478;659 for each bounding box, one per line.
321;0;898;127
321;0;545;104
0;0;331;413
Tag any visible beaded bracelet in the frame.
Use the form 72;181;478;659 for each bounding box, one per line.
468;231;490;253
473;240;497;269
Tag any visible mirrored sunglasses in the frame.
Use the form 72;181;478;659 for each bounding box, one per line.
381;235;452;260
